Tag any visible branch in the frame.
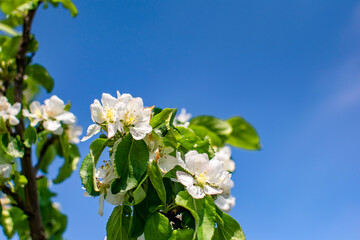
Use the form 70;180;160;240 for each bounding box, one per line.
0;185;33;216
34;135;57;173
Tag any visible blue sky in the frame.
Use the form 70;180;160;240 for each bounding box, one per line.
3;0;360;239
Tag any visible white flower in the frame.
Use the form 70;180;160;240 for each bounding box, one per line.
215;146;235;172
95;161;125;216
176;150;224;199
23;96;77;135
66;124;82;144
0;96;21;125
174;108;191;127
23;101;42;126
42;96;76;134
145;135;183;174
82;93;125;141
0;163;11;179
215;195;236;213
117;92;152;140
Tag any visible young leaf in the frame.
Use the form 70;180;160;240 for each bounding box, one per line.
23;125;37;148
213;206;245;240
1;134;24;158
144;212;172;240
90;138;108;165
190;116;232;136
112;134;149;192
25;64;54;93
106;205;130;240
148;160;167;205
188;124;224;147
150;108;177;137
80;154;100;196
226;117;260;150
48;0;78;17
174;127;215;158
175;191;216;240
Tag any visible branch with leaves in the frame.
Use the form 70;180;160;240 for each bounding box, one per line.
80;92;260;240
0;0;79;239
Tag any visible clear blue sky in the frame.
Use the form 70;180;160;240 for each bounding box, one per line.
4;0;360;239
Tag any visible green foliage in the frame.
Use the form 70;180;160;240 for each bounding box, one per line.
148;160;166;205
47;0;78;17
106;205;132;240
25;64;54;93
80;154;100;196
144;212;172;240
226;117;260;150
175;191;216;240
112;134;149;193
213;206;245;240
1;134;24;158
23;125;37;148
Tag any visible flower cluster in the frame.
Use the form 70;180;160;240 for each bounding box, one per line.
175;150;235;212
82;92;152;141
23;95;82;143
0;96;21;125
0;163;11;179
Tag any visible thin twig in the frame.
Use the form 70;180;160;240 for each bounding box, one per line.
0;185;33;215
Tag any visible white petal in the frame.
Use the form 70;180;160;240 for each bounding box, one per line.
105;189;125;205
56;112;76;124
101;93;118;108
81;124;101;142
90;100;106;123
43;120;62;132
98;194;105;216
29;101;41;113
214;195;236;213
224;160;235;172
176;171;194;188
9;103;21;115
158;155;180;173
107;123;117;139
186;185;205;199
185;152;209;176
129;124;151;140
8;116;19;126
203;185;223;195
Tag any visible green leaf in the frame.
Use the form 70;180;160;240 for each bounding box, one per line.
80;154;100;196
23;125;37;148
112;134;149;192
25;64;54;93
190;116;232;136
90;138;108;166
226;117;260;150
106;205;130;240
169;229;195;240
144;212;172;240
53;134;73;183
14;172;27;188
1;134;24;158
174;127;215;158
48;0;78;17
36;137;57;173
188;124;224;147
148;160;167;205
1;36;20;59
0;23;18;36
150;108;177;140
131;175;148;205
175;191;216;240
129;205;145;238
213;206;245;240
0;117;7;135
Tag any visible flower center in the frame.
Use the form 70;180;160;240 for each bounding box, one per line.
105;107;116;123
196;172;208;187
124;112;136;125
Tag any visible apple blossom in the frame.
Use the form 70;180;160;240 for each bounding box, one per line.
0;96;21;125
214;195;236;212
94;161;125;216
23;95;77;135
117;92;152;140
173;108;191;127
215;146;235;172
176;150;225;199
66;124;83;144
